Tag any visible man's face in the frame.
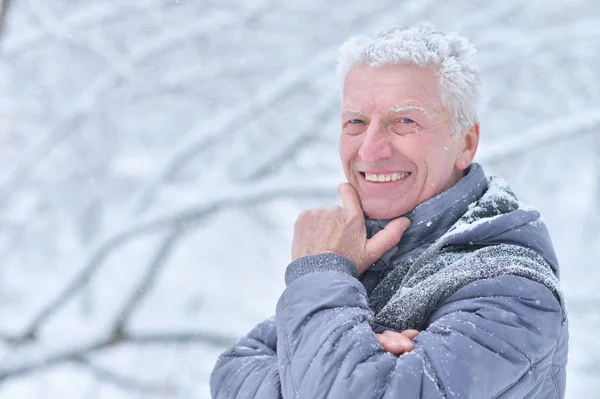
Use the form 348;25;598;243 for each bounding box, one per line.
339;63;477;220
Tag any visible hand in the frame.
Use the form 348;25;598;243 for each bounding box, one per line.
292;183;411;275
376;329;420;355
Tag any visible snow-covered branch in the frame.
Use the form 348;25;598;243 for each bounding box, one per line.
0;329;239;383
75;358;177;396
21;177;338;339
239;93;337;182
0;0;10;39
112;227;183;335
132;52;337;213
479;107;600;164
0;0;273;219
28;0;135;79
2;1;158;55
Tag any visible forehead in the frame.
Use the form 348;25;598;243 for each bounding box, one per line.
342;63;442;111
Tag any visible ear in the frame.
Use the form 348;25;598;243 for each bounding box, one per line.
455;123;480;171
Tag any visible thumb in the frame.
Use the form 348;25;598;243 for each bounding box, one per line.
365;217;411;264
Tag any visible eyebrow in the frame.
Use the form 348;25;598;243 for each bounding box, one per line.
342;108;364;116
387;105;429;115
342;105;429;117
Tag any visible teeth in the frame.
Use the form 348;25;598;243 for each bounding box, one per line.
365;172;410;182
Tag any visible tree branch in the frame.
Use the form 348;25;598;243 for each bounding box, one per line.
74;357;177;396
112;226;183;335
0;329;238;383
0;0;11;43
479;107;600;164
0;0;273;219
28;0;136;79
2;1;158;55
239;93;337;182
20;178;337;339
132;51;336;214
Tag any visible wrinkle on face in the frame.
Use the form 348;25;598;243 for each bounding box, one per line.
339;63;471;219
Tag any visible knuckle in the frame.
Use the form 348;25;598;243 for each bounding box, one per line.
312;207;327;214
325;205;341;214
295;211;310;226
347;211;361;222
298;208;316;219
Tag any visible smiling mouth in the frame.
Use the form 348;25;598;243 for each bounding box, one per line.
360;172;411;182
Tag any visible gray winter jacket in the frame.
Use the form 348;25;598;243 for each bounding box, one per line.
211;164;568;398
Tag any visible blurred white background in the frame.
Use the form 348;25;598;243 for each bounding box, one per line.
0;0;598;398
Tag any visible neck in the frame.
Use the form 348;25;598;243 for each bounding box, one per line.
365;163;487;268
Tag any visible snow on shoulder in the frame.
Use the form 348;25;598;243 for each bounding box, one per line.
447;174;538;237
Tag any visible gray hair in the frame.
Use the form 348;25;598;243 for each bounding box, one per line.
337;23;484;136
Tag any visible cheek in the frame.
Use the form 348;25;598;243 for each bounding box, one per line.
416;141;454;179
426;134;457;162
338;138;348;166
425;143;460;183
339;136;357;167
397;136;433;167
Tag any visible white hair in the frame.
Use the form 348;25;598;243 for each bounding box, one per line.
337;22;483;136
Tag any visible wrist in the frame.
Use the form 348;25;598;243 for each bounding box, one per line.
285;252;358;286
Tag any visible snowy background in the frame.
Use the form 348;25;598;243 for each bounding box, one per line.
0;0;598;398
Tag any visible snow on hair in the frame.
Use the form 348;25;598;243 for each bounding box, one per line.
337;22;483;136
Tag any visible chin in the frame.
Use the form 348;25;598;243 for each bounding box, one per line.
362;202;409;220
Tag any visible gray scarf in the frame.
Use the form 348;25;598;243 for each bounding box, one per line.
363;165;566;332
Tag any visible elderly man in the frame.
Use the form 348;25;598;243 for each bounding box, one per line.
211;23;568;398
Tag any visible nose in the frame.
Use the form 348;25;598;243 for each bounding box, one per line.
358;120;393;163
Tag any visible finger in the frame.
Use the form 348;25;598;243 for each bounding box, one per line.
376;331;415;354
376;333;399;352
365;217;411;264
376;333;386;347
338;183;363;214
400;329;420;340
381;336;414;354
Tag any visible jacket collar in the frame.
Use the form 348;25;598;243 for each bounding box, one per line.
365;163;487;269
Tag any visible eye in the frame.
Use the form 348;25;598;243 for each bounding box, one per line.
347;119;364;125
342;118;366;135
390;117;419;135
342;118;365;128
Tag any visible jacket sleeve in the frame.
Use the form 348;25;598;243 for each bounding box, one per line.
276;253;563;399
210;317;282;399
